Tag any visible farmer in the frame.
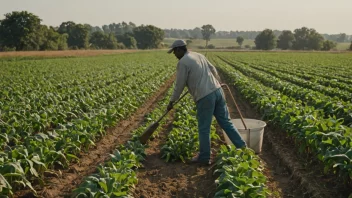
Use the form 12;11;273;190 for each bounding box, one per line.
167;40;246;165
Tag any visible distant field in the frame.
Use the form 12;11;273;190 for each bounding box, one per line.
163;38;255;49
336;42;351;50
164;38;351;51
0;49;138;58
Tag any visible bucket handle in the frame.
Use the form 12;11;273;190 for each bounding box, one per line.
221;84;248;130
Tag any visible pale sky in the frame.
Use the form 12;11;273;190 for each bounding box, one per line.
0;0;351;34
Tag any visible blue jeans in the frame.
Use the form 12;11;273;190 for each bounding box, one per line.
196;88;246;162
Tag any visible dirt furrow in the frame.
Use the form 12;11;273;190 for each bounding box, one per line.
133;109;220;198
219;70;347;198
17;75;176;198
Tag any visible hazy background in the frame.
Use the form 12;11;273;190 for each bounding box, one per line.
0;0;351;34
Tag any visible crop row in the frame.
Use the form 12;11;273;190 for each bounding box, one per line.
0;53;176;196
161;92;219;162
217;54;351;102
233;52;352;80
209;54;352;183
214;145;269;197
234;59;352;93
216;55;352;126
72;84;174;197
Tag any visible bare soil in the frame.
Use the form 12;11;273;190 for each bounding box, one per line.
132;109;222;198
15;75;175;198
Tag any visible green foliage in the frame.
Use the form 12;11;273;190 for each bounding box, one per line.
277;30;295;50
186;39;193;45
0;11;42;51
72;82;174;197
214;145;269;198
236;36;244;47
322;40;337;51
254;29;277;50
337;33;347;43
0;52;176;196
102;22;136;36
133;25;164;49
293;27;324;50
161;93;219;163
207;44;216;49
350;41;352;50
58;21;89;49
90;32;118;49
201;24;216;47
116;33;137;49
208;52;352;184
41;26;68;50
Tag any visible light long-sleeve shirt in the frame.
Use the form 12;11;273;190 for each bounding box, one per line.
170;51;221;103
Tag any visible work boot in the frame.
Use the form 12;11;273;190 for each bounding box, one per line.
189;152;212;165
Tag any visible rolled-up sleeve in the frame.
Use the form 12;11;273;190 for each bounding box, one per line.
170;62;188;102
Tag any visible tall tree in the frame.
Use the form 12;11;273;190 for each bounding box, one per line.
133;25;164;49
90;31;118;49
201;24;216;47
277;30;295;50
0;11;42;50
254;29;277;50
236;36;244;48
292;27;310;50
321;40;336;51
58;21;89;49
41;26;68;50
293;27;324;50
337;33;347;43
307;30;324;50
116;32;137;49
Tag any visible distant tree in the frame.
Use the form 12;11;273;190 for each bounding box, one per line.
116;32;137;49
106;33;118;49
133;25;164;49
201;24;216;47
254;29;277;50
337;33;347;43
186;39;192;45
277;30;295;50
308;31;324;50
292;27;310;50
90;31;118;49
90;31;107;49
191;27;202;39
207;44;215;49
41;26;68;50
321;40;336;51
58;21;89;49
236;36;244;48
350;41;352;50
292;27;324;50
0;11;42;50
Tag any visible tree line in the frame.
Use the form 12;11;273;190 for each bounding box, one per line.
165;28;352;43
254;28;352;51
0;11;165;51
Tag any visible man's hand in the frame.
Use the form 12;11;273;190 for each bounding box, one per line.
167;101;174;111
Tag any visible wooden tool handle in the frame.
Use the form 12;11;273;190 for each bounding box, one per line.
221;84;248;130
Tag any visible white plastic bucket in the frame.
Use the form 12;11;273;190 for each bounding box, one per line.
222;119;266;153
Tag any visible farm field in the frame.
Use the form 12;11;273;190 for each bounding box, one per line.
0;51;351;198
